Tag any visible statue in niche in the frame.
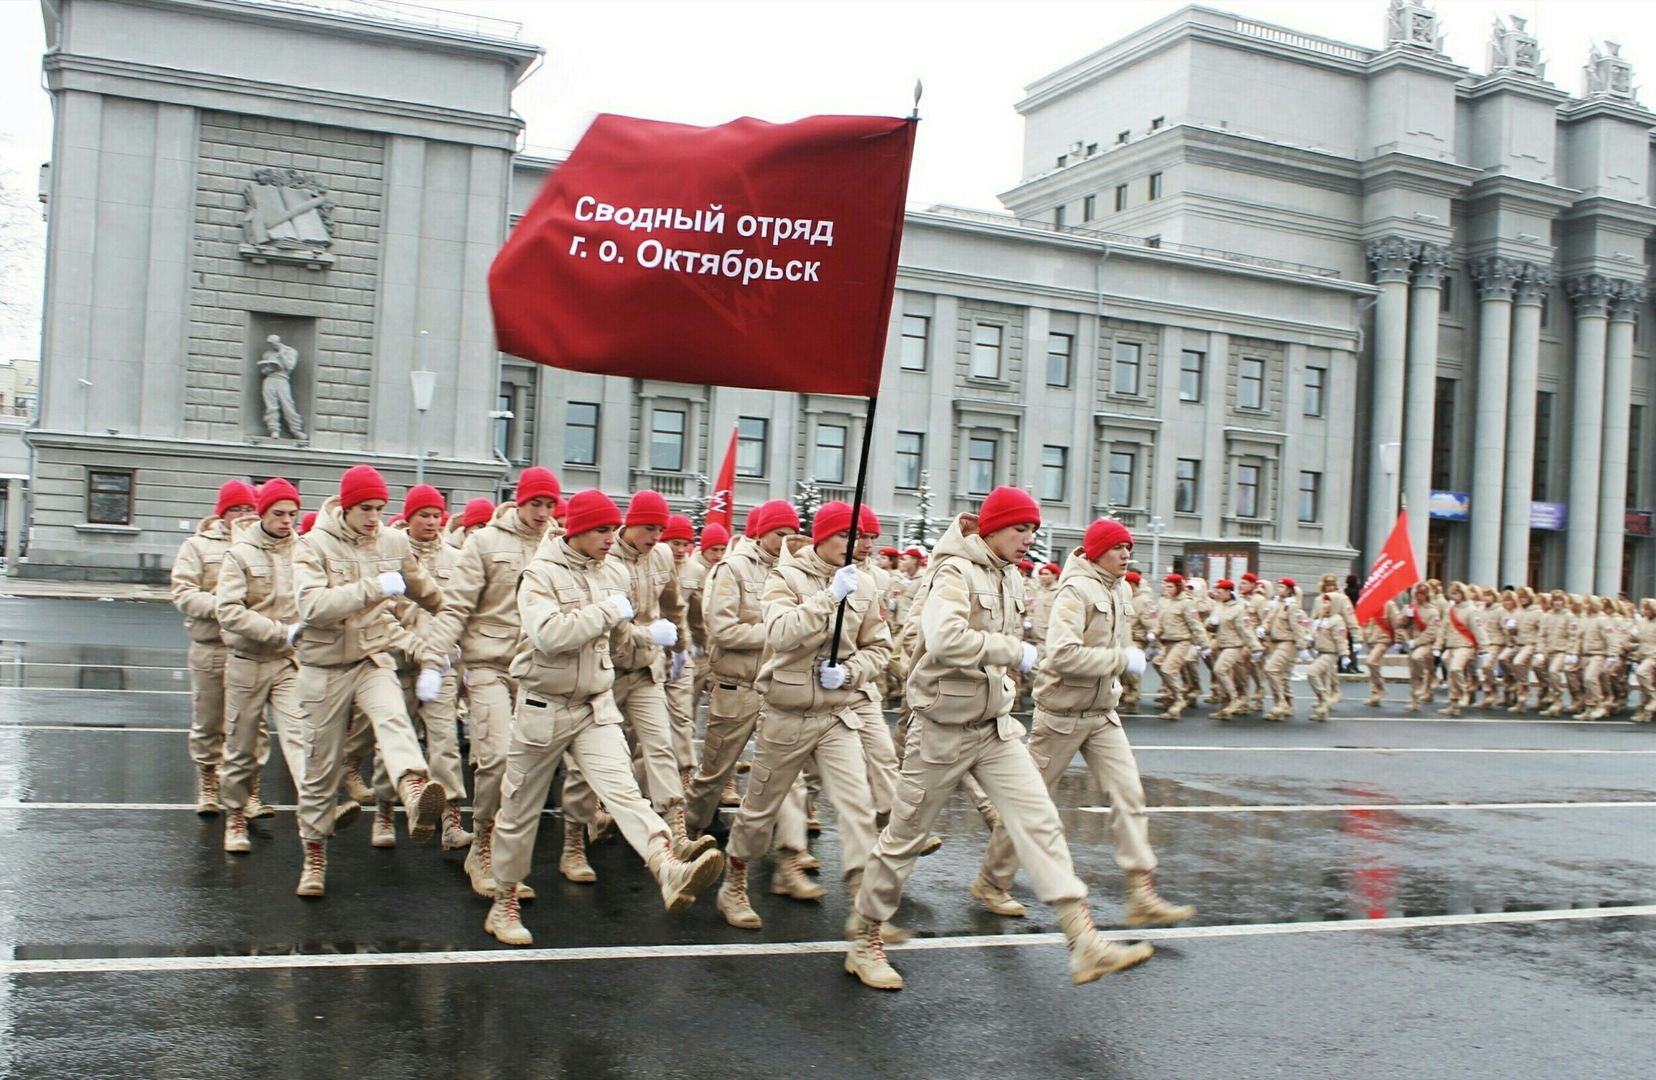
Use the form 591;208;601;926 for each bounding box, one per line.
259;335;306;440
239;168;335;266
1490;15;1544;78
1585;41;1636;100
1385;0;1444;52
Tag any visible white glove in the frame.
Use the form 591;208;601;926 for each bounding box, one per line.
1565;654;1578;666
818;661;847;690
830;564;860;601
1388;643;1404;655
1298;649;1314;663
670;650;688;682
1250;650;1264;662
1145;632;1157;645
415;668;443;702
1406;605;1416;618
1256;626;1268;639
888;597;899;612
1018;642;1038;673
648;618;678;646
1023;619;1034;631
605;593;635;621
1533;653;1546;666
1432;649;1442;660
1504;618;1517;630
377;570;406;597
284;623;302;646
1207;615;1220;628
1123;646;1147;677
1199;647;1212;661
691;644;705;660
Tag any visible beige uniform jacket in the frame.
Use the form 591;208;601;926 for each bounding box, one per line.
1439;601;1480;651
1579;614;1610;657
392;532;460;671
1209;597;1255;649
1634;620;1656;662
1262;596;1309;647
1472;605;1507;650
608;537;690;678
431;502;550;671
1026;581;1057;643
704;536;777;686
1310;595;1351;654
1128;587;1157;644
679;552;716;653
1155;595;1209;646
889;574;919;631
756;541;891;716
1321;590;1360;642
1538;610;1579;655
214;519;299;661
1033;550;1130;718
172;516;235;644
1360;601;1399;649
907;515;1025;726
511;532;630;709
293;497;443;669
1399;601;1441;648
1513;605;1543;647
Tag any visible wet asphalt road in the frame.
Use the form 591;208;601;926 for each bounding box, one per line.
0;597;1652;1079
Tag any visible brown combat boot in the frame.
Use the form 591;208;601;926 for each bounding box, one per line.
844;913;904;991
370;802;397;848
485;883;533;946
769;849;826;901
1123;869;1196;926
1056;900;1152;985
652;844;725;913
716;857;763;929
223;808;251;854
397;774;446;844
295;839;327;897
195;764;222;816
559;823;597;883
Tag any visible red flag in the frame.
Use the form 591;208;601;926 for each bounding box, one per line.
1355;511;1421;626
707;424;738;532
490;113;917;398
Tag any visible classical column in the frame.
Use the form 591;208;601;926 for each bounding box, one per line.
1564;274;1612;593
1596;281;1645;594
1404;243;1450;567
1364;236;1416;560
1467;257;1518;579
1500;264;1550;585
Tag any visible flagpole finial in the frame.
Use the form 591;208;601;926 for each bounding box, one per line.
911;79;923;119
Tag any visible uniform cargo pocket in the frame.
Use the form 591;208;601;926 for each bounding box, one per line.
514;698;556;748
918;721;966;765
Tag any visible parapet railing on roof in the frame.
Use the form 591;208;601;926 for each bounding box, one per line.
231;0;524;41
1231;18;1369;62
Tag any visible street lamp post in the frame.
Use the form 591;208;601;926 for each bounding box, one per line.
1149;515;1165;578
410;332;436;485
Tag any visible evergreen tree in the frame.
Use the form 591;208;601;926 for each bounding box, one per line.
687;473;711;533
911;470;940;550
793;477;823;531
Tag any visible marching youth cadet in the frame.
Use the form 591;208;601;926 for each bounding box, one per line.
1438;582;1479;716
216;478;313;853
172;479;259;815
1505;587;1542;712
1401;582;1443;712
484;490;725;946
852;506;902;824
678;522;729;784
290;465;449;897
1575;595;1613;721
974;520;1194;927
561;491;705;881
685;501;803;837
1535;590;1577;716
717;502;891;930
1307;587;1350;722
1120;571;1151;712
1259;578;1309;720
430;467;559;899
1207;579;1255;720
660;514;700;785
1362;590;1406;707
849;489;1153;991
1473;588;1508;708
1153;573;1208;720
1317;574;1360;707
1633;598;1656;722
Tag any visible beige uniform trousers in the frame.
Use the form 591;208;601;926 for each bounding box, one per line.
1444;646;1476;705
1263;641;1297;708
565;669;684;822
296;657;429;842
187;640;230;770
686;681;760;831
1308;651;1339;706
729;707;877;874
979;710;1154;892
1581;656;1609;708
1212;647;1250;704
491;696;671;888
856;716;1086;923
1408;645;1437;704
1366;643;1391;699
1508;645;1537;702
219;654;296;812
1544;654;1582;706
893;706;996;817
1156;640;1196;700
854;698;899;818
664;657;697;770
462;666;515;831
371;670;466;803
1635;658;1656;711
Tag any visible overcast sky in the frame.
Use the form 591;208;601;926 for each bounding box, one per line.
1;0;1653;360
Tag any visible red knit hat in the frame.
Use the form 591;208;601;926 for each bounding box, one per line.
624;490;670;528
1164;573;1185;587
878;546;900;557
1083;518;1135;561
812;501;853;545
563;489;622;536
903;547;924;558
700;522;731;550
1017;560;1034;572
215;479;257;518
857;504;881;537
977;487;1041;536
514;467;561;506
462;498;495;529
1125;571;1141;585
1215;579;1236;591
662;515;694;542
403;483;445;521
748;500;800;538
1280;577;1298;590
1044;562;1061;576
387;514;406;528
553;496;568;522
339;464;389;509
1241;571;1259;583
298;511;317;535
256;477;300;516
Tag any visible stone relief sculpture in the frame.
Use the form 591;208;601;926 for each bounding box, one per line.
1490;15;1544;78
1385;0;1444;53
259;334;306;440
239;168;335;267
1585;41;1636;101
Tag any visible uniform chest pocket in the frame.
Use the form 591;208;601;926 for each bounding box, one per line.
435;568;452;583
326;558;358;584
490;553;521;574
970;591;1004;628
554;586;587;612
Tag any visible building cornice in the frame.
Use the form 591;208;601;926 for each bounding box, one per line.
1560;195;1656;231
1458;71;1570;106
1557;96;1656;128
24;429;505;474
1358;151;1481;193
1464;173;1580;212
1362;47;1470;83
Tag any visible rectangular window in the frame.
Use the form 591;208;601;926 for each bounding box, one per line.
650;407;685;472
895;431;923;490
967;436;997;496
1304;366;1326;417
1298;471;1322;523
1107;449;1136;508
1175;458;1200;513
1533;391;1553;500
814;423;848;484
1539;292;1551;330
1114;184;1128;212
1082;194;1097;221
971;323;1003;380
736;416;768;478
87;468;134;525
1629;405;1643;503
1235;463;1261;519
1431;377;1456;489
1112;341;1142;396
564;401;598;466
1046;332;1073;387
1178;349;1203;402
1148;172;1163;200
1041;445;1068;501
1053;204;1066;229
1439;276;1455;315
494;393;513;461
1238;357;1265;410
900;314;929;371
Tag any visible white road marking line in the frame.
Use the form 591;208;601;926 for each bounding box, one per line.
0;686;191;695
0;724;186;733
1132;745;1656;755
1121;712;1641;727
3;904;1651;977
1078;800;1656;814
0;662;186;672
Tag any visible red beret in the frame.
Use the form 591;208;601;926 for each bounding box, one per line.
878;546;900;557
1043;562;1061;576
1241;572;1259;583
1215;579;1235;591
1164;573;1185;586
1125;571;1141;585
903;547;924;558
1280;577;1298;590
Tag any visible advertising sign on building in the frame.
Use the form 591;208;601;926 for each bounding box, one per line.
1428;490;1470;521
1626;510;1653;537
1530;502;1567;531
